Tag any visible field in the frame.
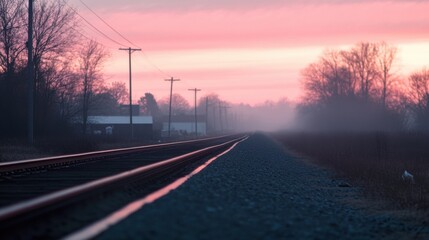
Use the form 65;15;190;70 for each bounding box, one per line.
273;132;429;209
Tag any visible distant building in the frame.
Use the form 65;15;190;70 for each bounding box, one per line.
162;115;206;137
86;116;153;139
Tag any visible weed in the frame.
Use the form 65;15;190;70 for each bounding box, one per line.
273;132;429;209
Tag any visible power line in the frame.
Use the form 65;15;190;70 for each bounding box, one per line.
66;3;128;47
79;0;140;49
70;26;111;49
77;0;171;78
165;77;180;137
119;47;142;140
141;52;170;78
188;88;202;137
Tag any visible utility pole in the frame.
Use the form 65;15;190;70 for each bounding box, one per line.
189;88;201;138
218;101;223;133
205;97;209;134
165;77;180;137
218;102;231;133
222;105;231;131
119;47;141;140
27;0;34;145
212;102;217;132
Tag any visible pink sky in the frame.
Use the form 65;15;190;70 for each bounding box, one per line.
70;0;429;105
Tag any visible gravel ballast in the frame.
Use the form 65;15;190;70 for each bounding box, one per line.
98;133;428;239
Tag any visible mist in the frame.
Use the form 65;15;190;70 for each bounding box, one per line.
283;42;427;133
231;99;296;132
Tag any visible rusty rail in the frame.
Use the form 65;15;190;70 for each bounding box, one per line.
0;135;246;223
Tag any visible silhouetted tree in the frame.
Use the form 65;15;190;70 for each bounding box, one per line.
299;42;404;131
90;91;119;116
0;0;82;138
197;93;221;132
55;67;79;122
342;42;379;102
158;93;191;116
139;93;162;138
302;50;355;104
408;68;429;130
139;93;160;116
376;42;397;110
107;81;128;105
32;0;79;135
77;40;108;134
0;0;25;78
0;0;26;138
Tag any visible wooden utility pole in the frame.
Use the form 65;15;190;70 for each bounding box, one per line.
205;97;209;134
27;0;34;145
218;102;231;133
222;105;231;131
119;47;141;140
165;77;180;137
189;88;201;138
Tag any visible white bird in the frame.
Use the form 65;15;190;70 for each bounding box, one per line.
402;170;415;184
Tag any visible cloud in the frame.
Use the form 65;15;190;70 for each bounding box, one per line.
72;0;428;13
85;1;429;51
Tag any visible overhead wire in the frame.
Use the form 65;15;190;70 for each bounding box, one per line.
69;1;198;98
77;0;172;78
74;26;118;50
78;0;140;49
66;3;128;48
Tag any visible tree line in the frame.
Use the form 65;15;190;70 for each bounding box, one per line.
138;92;232;136
0;0;233;141
298;42;429;131
0;0;128;140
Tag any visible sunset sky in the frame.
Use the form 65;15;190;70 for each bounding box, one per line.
68;0;429;105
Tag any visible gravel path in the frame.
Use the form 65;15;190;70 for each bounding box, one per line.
98;133;428;239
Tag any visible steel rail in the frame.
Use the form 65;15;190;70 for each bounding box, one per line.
0;134;239;174
0;136;246;223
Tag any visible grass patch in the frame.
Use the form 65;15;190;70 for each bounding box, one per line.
0;136;158;162
272;132;429;209
0;140;52;162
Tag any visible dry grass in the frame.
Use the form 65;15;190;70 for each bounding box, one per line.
272;132;429;209
0;136;172;162
0;144;52;162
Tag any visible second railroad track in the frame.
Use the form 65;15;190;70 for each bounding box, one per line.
0;134;247;239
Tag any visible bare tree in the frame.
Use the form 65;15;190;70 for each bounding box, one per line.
55;68;80;122
343;42;379;101
375;42;398;110
408;68;429;130
108;81;128;104
299;42;405;131
78;39;108;134
0;0;26;78
197;93;222;132
29;0;80;134
32;0;78;71
32;0;78;86
301;50;354;104
158;93;191;116
139;93;162;137
0;0;81;137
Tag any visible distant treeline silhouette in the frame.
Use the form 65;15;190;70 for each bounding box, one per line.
0;0;129;140
297;42;429;131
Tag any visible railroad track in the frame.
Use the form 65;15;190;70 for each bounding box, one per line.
0;134;247;239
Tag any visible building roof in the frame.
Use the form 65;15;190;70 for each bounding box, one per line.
87;116;153;124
